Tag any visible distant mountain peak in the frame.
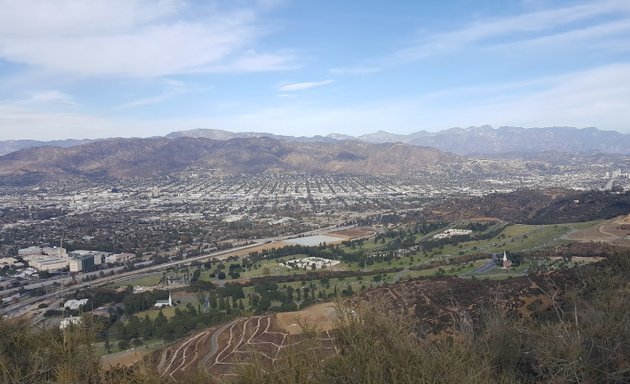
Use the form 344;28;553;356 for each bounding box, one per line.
1;125;629;158
0;136;460;183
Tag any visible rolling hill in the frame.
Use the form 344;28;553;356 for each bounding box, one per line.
0;136;459;182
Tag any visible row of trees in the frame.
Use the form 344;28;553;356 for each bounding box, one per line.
112;304;232;345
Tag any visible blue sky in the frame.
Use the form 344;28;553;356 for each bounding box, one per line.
0;0;629;140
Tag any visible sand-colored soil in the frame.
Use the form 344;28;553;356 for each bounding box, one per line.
275;302;339;334
565;216;630;247
547;256;605;264
156;305;338;380
331;227;376;239
214;241;287;259
102;348;151;369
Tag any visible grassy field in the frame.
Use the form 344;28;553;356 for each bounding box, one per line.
107;221;603;307
135;304;179;320
150;222;596;288
108;273;163;288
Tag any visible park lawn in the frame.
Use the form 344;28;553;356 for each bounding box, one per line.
501;224;537;238
234;258;293;279
428;223;574;260
133;304;179;321
336;236;397;254
567;219;603;230
500;224;572;252
357;239;394;252
403;259;485;280
479;262;530;280
345;255;416;272
111;273;163;288
273;272;397;297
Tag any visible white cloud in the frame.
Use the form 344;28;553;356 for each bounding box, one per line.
329;66;380;75
23;90;77;106
0;0;182;37
201;63;630;135
2;62;630;140
0;104;113;140
198;51;298;73
0;0;294;77
459;63;630;130
277;80;333;92
487;17;630;53
394;0;630;61
116;79;205;109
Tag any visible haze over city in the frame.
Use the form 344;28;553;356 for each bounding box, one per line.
1;0;629;140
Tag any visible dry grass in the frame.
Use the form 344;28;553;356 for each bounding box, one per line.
275;302;338;334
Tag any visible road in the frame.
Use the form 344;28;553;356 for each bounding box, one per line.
392;267;409;283
471;260;497;274
198;319;240;368
1;223;355;318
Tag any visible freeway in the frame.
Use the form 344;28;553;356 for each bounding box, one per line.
0;242;263;317
1;223;355;318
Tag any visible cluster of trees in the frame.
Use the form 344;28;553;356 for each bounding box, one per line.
122;289;170;315
241;219;487;269
419;223;505;252
108;279;340;347
112;304;231;346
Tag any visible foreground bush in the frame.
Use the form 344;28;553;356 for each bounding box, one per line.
238;254;630;384
1;253;628;383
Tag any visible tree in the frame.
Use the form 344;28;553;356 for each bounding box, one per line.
141;315;154;339
154;310;167;337
118;339;129;351
258;295;271;310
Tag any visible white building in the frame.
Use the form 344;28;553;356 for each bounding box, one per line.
42;247;68;258
70;250;109;265
28;255;68;272
64;298;89;310
433;229;473;239
18;246;42;257
0;257;19;267
68;254;94;273
154;293;173;308
106;253;134;264
279;257;341;270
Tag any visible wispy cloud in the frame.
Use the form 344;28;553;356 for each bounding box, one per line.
22;90;77;106
329;66;380;75
3;63;630;140
198;51;299;73
277;80;333;92
0;0;294;77
393;0;630;62
457;63;630;129
0;104;111;139
115;79;205;109
487;17;630;53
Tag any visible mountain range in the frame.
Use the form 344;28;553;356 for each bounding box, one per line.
0;136;457;182
2;126;630;157
167;126;630;155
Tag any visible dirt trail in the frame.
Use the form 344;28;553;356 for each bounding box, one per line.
157;303;340;380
